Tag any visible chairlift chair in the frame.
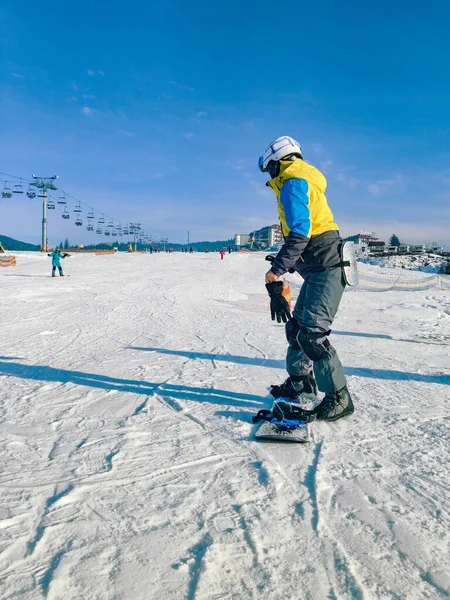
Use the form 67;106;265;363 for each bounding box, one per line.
58;193;67;205
87;224;94;232
104;230;111;236
13;182;24;194
96;228;103;234
62;208;70;220
2;183;12;198
47;200;56;210
27;185;37;199
75;217;83;226
74;204;82;213
111;231;117;237
87;211;95;219
98;215;105;224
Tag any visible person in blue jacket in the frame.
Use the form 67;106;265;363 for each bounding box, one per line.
259;135;354;422
48;248;66;277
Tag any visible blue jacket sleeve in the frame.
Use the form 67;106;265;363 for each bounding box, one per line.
280;179;311;236
271;179;311;276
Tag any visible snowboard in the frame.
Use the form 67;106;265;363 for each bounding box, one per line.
252;398;311;443
254;418;309;443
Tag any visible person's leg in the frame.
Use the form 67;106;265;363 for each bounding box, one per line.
52;266;56;277
297;268;347;393
58;266;64;276
286;281;313;378
270;280;316;399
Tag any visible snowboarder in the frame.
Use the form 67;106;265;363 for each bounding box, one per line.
258;136;354;422
48;247;67;277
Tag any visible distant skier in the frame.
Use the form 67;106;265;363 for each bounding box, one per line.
258;136;354;422
220;249;226;260
228;246;232;254
48;247;67;277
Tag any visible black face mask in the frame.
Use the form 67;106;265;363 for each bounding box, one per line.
267;160;280;179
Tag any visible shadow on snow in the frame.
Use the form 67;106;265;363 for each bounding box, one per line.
128;347;450;386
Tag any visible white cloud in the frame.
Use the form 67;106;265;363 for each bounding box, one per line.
183;132;194;139
170;80;195;92
197;111;208;117
366;173;403;197
82;94;96;99
71;81;79;92
12;72;25;79
335;167;360;190
82;106;95;116
117;129;135;138
88;69;105;77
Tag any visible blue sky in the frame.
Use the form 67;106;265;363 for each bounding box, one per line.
1;0;449;245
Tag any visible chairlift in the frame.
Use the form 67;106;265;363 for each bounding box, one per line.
96;228;103;234
107;220;114;229
75;217;83;226
13;181;24;194
47;200;56;210
74;203;82;213
104;230;111;237
58;193;67;205
62;208;70;220
87;224;94;232
98;215;105;224
87;210;95;219
27;184;37;199
111;231;117;237
2;183;12;198
123;228;129;235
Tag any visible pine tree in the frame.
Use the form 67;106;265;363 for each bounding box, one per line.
389;234;401;246
64;238;70;250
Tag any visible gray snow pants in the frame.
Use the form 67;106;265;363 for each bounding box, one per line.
286;268;347;393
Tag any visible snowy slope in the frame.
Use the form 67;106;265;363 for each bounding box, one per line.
0;252;449;600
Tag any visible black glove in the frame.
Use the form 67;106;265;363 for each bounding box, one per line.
266;281;291;323
265;254;295;274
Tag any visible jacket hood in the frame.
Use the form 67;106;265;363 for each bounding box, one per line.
277;159;327;193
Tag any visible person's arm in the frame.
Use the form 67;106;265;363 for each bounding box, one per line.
270;178;311;277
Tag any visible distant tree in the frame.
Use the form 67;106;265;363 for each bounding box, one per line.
64;238;70;250
389;234;401;246
440;261;450;275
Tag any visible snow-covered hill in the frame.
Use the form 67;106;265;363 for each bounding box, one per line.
1;252;449;599
359;253;448;273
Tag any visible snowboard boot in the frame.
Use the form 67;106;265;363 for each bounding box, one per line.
52;273;56;277
315;386;354;422
270;374;317;400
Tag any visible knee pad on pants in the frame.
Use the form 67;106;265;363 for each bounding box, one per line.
285;318;301;349
297;328;331;361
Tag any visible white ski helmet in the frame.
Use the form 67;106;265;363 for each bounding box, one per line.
258;136;303;173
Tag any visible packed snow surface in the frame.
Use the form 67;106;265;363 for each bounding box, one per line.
1;252;449;600
359;254;447;274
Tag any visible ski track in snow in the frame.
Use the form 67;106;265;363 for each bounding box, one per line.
0;251;449;599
